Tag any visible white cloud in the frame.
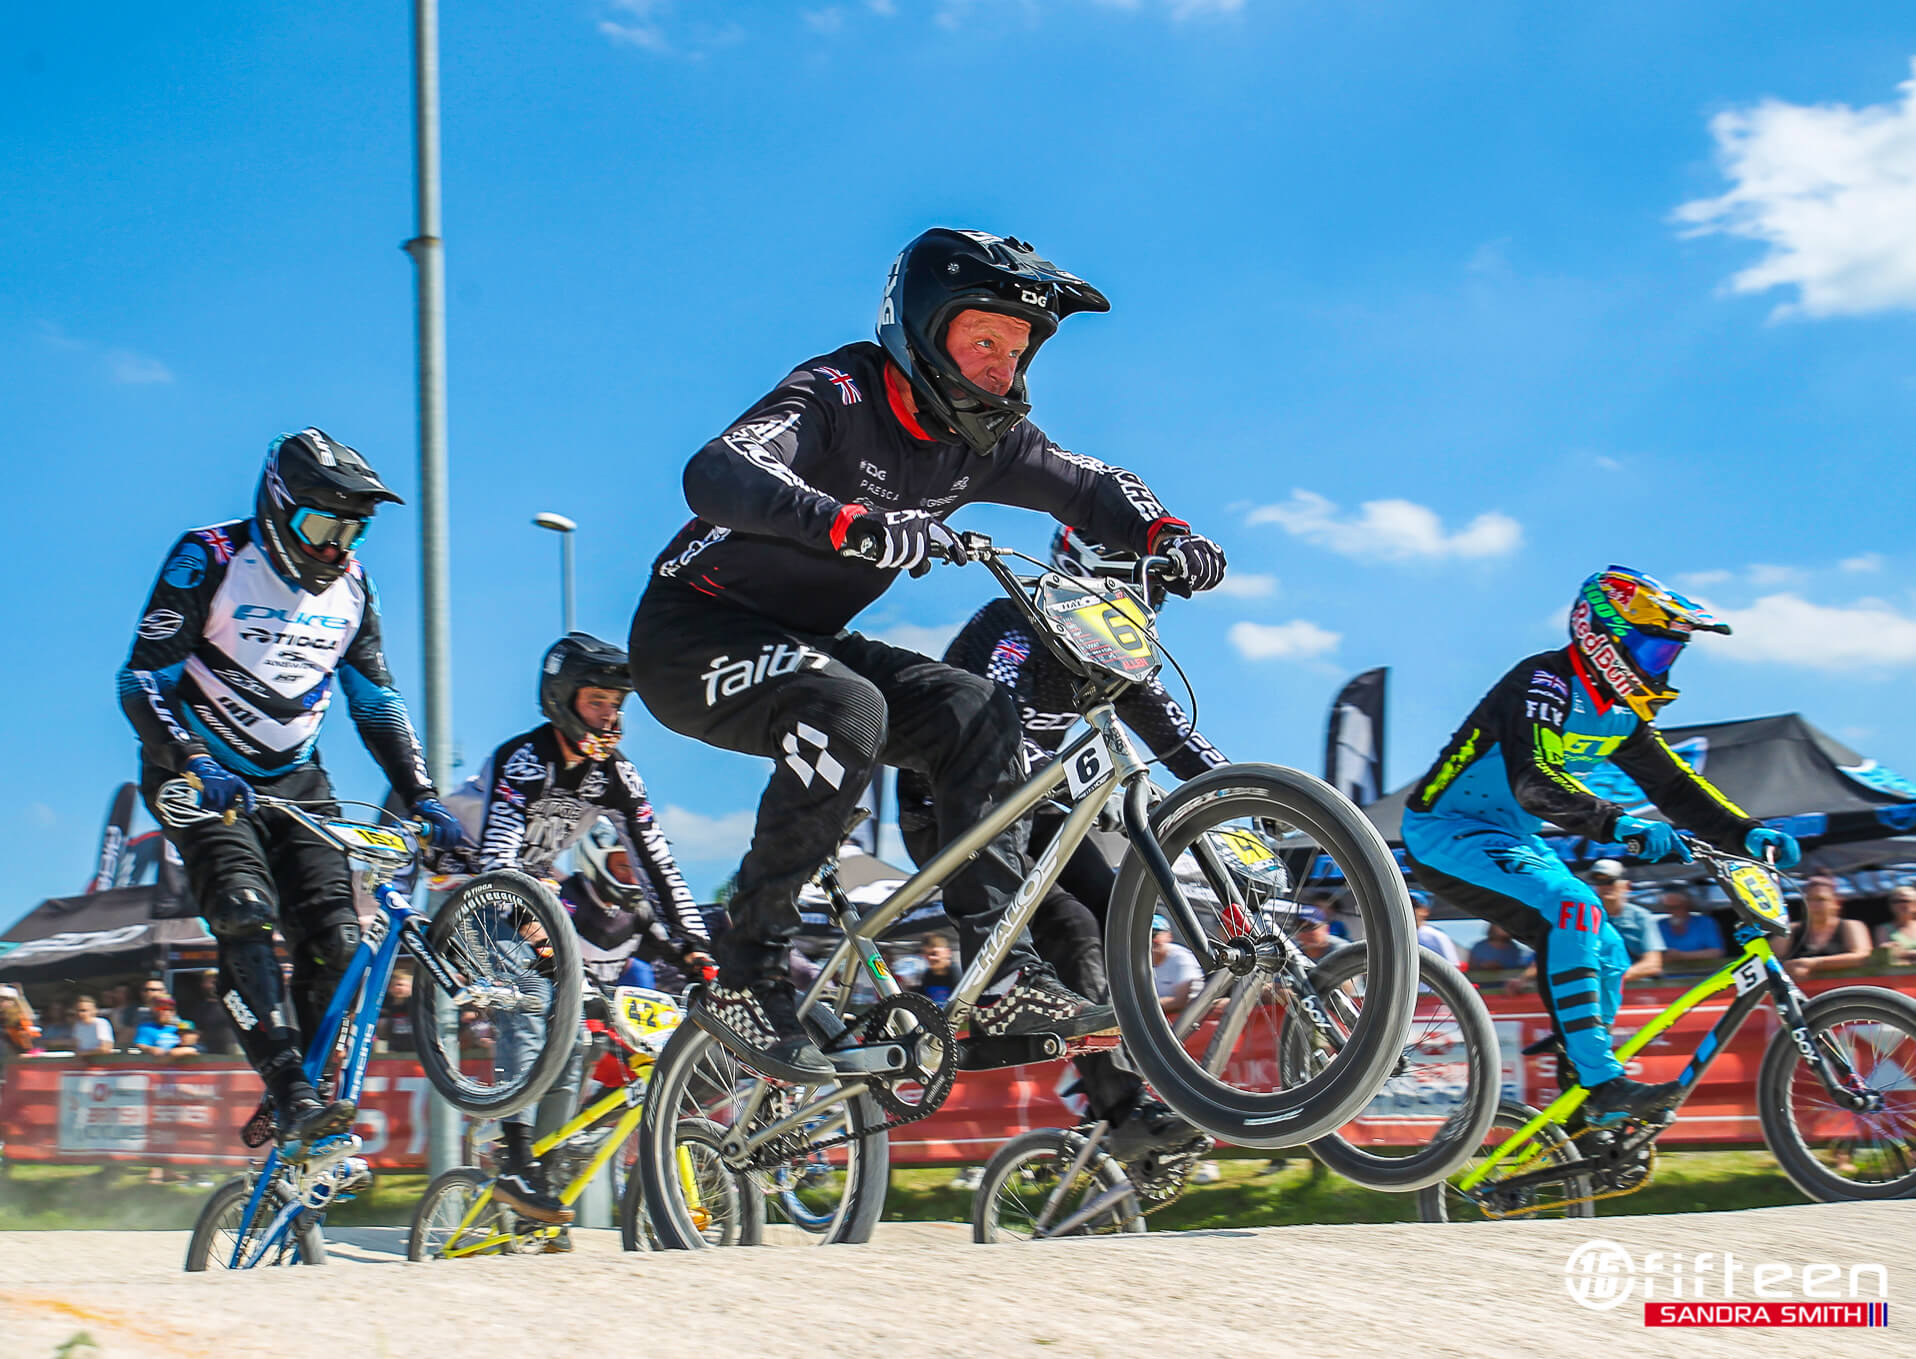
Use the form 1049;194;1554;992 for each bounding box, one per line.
28;802;57;829
1841;553;1885;573
1227;619;1340;662
803;7;845;33
656;804;756;861
1745;562;1805;587
867;0;896;12
1674;61;1916;319
1245;490;1522;562
1712;593;1916;671
599;0;671;50
868;618;964;657
106;350;174;384
1677;569;1734;590
38;323;173;385
1209;571;1277;600
1592;454;1623;472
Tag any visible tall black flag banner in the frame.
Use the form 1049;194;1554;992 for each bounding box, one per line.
1325;668;1387;806
86;782;139;893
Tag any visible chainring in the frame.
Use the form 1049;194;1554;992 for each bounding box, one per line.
858;992;958;1123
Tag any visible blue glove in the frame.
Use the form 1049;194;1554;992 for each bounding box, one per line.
412;798;469;852
1615;815;1691;864
1161;533;1228;596
184;756;255;819
1745;827;1802;869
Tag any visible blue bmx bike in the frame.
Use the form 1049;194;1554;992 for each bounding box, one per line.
151;781;583;1270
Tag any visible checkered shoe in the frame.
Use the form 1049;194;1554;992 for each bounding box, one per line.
692;978;832;1077
972;965;1116;1040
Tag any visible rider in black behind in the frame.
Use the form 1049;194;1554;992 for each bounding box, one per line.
629;230;1227;1076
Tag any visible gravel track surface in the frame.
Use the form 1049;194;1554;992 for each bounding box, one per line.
3;1204;1911;1358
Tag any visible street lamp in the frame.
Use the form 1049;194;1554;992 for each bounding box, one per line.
533;512;577;634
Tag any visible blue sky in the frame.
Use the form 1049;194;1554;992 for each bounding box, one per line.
7;2;1916;926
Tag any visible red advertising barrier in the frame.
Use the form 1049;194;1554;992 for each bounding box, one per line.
5;973;1913;1169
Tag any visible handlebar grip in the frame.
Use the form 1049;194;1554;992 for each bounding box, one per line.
1622;837;1644;858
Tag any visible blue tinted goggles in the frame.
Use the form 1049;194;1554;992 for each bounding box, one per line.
291;506;370;552
1624;628;1686;677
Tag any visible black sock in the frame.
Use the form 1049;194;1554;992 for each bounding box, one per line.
501;1122;535;1169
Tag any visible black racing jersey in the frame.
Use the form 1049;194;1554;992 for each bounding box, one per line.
897;597;1226;829
118;518;434;801
650;341;1189;635
1406;648;1758;846
455;724;706;945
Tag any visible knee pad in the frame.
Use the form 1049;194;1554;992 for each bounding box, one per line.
309;921;362;973
207;885;276;939
775;677;887;791
217;932;288;1034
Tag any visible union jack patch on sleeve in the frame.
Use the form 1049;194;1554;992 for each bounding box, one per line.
195;526;236;564
818;366;862;406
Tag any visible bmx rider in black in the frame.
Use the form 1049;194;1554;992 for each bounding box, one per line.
118;430;468;1145
629;229;1228;1077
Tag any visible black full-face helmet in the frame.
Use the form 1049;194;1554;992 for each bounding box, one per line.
254;428;403;594
540;632;631;761
876;228;1109;453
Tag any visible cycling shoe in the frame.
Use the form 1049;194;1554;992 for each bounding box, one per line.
1582;1077;1682;1126
973;965;1116;1040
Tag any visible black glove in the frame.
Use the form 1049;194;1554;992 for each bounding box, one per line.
185;756;256;820
838;509;940;573
1161;533;1227;596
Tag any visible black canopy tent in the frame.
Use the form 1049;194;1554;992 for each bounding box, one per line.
0;884;211;984
1362;712;1916;884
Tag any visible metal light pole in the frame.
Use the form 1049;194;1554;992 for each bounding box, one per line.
533;512;577;634
404;0;461;1182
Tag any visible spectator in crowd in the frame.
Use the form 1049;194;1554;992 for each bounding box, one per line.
1294;905;1348;964
99;985;135;1047
885;944;927;991
1152;916;1204;1016
134;994;188;1057
1410;891;1461;966
182;970;236;1056
1312;891;1352;942
67;995;116;1054
378;967;418;1054
1656;885;1726;968
122;977;170;1037
1589;859;1664;983
1;990;42;1067
1781;876;1872;982
1467;923;1534;974
1873;885;1916;967
38;999;73;1048
910;933;962;1006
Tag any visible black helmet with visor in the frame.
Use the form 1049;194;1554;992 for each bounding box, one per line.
255;428;403;594
540;632;631;762
876;228;1109;453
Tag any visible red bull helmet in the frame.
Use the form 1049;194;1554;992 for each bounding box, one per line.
1569;566;1730;721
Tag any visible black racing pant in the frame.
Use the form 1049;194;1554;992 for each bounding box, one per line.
630;583;1039;986
140;760;359;1101
902;791;1141;1122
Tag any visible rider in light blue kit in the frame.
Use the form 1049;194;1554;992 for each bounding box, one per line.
1401;567;1800;1125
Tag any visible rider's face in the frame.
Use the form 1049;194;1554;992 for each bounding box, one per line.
943;310;1031;397
573;686;626;733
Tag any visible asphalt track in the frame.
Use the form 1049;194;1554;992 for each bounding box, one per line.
3;1203;1911;1358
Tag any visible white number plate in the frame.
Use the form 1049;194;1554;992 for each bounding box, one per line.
1066;735;1115;800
